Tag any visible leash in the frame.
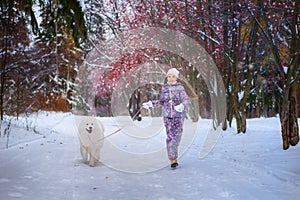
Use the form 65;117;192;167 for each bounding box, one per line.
96;106;144;142
97;127;124;142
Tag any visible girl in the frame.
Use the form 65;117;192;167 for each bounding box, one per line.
143;68;189;169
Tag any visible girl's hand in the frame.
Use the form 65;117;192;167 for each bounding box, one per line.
142;100;153;109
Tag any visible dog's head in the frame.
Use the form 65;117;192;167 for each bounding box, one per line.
74;115;105;137
84;122;94;134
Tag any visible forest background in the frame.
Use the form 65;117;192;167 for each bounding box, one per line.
0;0;299;150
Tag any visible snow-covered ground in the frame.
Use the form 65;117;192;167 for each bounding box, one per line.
0;111;299;200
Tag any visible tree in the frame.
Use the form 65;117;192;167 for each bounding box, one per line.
221;0;263;133
247;0;300;149
34;0;87;111
0;0;39;119
0;0;88;116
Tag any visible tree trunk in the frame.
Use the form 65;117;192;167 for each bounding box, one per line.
0;3;9;120
281;83;299;150
222;0;230;130
230;0;245;133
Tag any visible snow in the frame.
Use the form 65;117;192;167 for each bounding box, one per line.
238;91;244;101
283;66;288;74
197;30;221;45
0;111;300;200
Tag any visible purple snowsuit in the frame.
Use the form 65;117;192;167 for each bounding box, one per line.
154;82;189;160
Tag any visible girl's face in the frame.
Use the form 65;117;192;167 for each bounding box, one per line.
167;74;177;84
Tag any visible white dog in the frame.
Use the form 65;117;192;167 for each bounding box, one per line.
75;116;104;167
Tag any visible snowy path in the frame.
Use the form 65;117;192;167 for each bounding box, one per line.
0;112;300;200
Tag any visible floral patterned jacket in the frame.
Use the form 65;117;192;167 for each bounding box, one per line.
153;82;189;118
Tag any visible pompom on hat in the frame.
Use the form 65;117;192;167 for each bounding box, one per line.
166;68;180;78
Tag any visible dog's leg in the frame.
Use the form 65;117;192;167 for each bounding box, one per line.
80;146;88;163
89;156;97;167
89;157;96;167
89;148;100;167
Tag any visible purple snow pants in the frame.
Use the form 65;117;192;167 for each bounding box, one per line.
164;117;184;160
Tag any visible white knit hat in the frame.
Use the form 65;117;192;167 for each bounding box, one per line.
166;68;180;78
